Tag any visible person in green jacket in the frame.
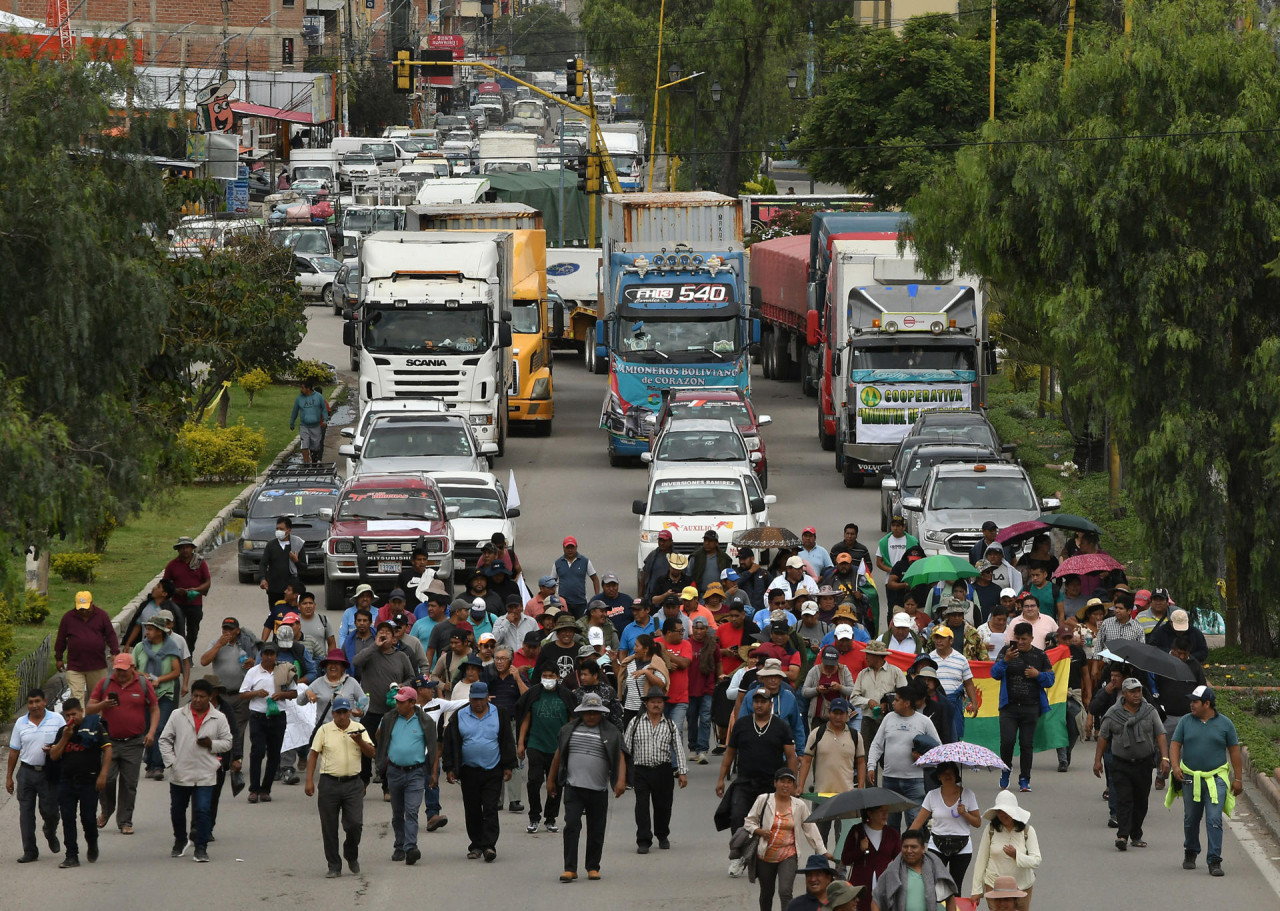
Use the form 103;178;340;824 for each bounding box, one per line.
289;381;330;464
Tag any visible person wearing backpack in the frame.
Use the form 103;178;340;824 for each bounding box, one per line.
795;699;866;843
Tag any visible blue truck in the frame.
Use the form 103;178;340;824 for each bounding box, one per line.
595;192;759;466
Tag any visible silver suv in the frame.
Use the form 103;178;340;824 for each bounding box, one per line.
340;413;495;478
641;418;760;479
901;461;1059;557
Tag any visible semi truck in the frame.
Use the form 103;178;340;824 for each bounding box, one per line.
403;204;554;436
476;131;539;174
595;192;758;465
823;218;995;487
546;247;602;363
749;233;812;389
344;231;515;456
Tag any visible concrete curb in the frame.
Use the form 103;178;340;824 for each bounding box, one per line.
108;381;347;636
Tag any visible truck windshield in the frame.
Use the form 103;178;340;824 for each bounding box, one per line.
511;302;541;334
363;424;476;459
848;345;975;372
363;307;491;354
360;142;397;162
929;476;1037;511
293;167;332;180
336;489;442;521
650;478;746;516
618;317;738;360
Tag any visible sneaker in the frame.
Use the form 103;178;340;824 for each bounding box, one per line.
728;856;749;877
405;848;421;866
637;843;650;854
697;753;709;765
86;842;98;863
545;821;559;833
999;772;1010;789
1107;816;1119;828
1115;839;1127;852
194;847;209;863
658;839;670;850
171;839;187;859
526;823;540;834
483;848;496;863
59;856;80;869
560;871;578;883
711;745;726;756
1058;760;1069;773
508;801;525;813
326;866;342;879
17;854;38;864
47;832;60;853
687;750;702;762
1184;852;1197;870
282;769;300;786
347;858;360;874
1209;861;1224;877
1019;778;1032;792
392;849;406;862
426;815;448;831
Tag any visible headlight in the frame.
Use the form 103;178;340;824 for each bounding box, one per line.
530;376;551;399
640;529;655;542
426;538;445;553
924;530;948;543
333;540;356;554
745;436;761;452
468;413;493;426
241;539;267;551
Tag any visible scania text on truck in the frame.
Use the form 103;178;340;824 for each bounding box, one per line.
595;192;759;466
344;230;515;456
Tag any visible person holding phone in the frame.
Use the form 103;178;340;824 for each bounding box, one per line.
158;678;232;863
306;697;376;878
86;653;159;836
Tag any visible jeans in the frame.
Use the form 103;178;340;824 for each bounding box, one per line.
1112;756;1154;842
562;785;609;873
318;774;364;869
99;735;145;828
387;763;428;852
633;764;675;847
1102;748;1117;816
169;784;213;849
248;711;287;794
146;695;176;771
664;702;689;766
999;703;1040;781
688;694;714;753
1183;775;1226;863
58;778;98;859
755;854;799;911
362;712;383;786
1057;696;1082;765
526;748;561;824
459;765;504;852
882;775;926;831
425;780;442;819
947;689;967;740
16;764;58;857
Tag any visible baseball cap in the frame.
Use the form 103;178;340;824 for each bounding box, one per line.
112;653;134;669
409;674;432;689
890;515;905;524
281;612;301;625
587;626;605;646
601;572;619;584
470;598;488;613
657;529;673;540
1171;609;1190;631
523;630;543;646
999;588;1018;599
892;612;912;629
578;645;599;660
835;552;854;564
1121;677;1143;691
692;616;709;628
932;626;955;639
75;591;92;609
1152;587;1171;601
802;526;817;535
738;547;754;558
829;698;852;714
981;520;999;531
354;583;375;597
388;588;406;602
1189;685;1215;703
820;645;840;664
704;529;719;541
221;617;240;630
469;682;490;699
681;585;700;601
332;697;353;712
834;624;854;640
800;600;819;615
562;536;578;547
544;595;563;609
538;574;557;588
721;567;739;582
785;556;805;569
478;632;496;644
1134;589;1152;608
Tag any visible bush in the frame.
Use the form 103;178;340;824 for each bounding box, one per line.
0;666;16;723
88;512;118;554
179;418;268;482
14;591;50;624
50;553;101;584
1257;693;1280;717
290;359;335;387
237;368;272;406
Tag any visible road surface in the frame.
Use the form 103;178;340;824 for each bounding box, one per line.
2;305;1277;906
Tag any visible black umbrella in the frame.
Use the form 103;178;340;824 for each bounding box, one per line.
732;525;802;550
806;787;920;823
1036;513;1102;535
1102;639;1197;682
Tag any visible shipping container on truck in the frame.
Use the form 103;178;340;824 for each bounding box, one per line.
545;247;602;360
595;192;759;465
748;234;814;390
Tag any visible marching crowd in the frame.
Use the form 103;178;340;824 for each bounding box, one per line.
5;520;1246;908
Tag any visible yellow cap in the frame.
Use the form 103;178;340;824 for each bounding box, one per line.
75;591;92;608
931;625;955;639
680;586;700;601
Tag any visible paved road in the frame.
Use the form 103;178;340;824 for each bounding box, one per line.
2;306;1278;905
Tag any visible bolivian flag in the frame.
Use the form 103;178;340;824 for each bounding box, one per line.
847;641;1072;754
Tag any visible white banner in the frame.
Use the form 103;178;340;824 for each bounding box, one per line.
854;383;972;444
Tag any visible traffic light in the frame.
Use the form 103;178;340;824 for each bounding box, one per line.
573;57;586;99
585;151;600;194
394;48;413;94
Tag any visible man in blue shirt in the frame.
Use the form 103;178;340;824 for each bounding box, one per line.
619;603;657;658
798;527;834;579
596;572;636;633
374;686;437;865
7;688;64;863
441;682;516;861
555;537;600;618
1171;686;1244;877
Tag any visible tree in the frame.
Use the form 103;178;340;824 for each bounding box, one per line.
908;0;1280;654
503;10;581;71
583;0;803;194
348;63;409;135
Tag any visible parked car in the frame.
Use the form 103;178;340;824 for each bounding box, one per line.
340;413;497;478
294;254;343;306
880;442;999;532
906;410;1014;457
232;464;341;584
334;259;359;316
642;418;760;480
428;471;519;581
901;461;1059;557
321;472;455;608
649;387;773;488
272;226;333;258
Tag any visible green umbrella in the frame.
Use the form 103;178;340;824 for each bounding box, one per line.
1037;513;1102;535
901;554;980;586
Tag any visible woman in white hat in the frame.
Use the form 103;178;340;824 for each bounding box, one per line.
970;790;1041;910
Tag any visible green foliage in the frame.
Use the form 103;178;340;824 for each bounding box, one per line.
165;176;225;216
0;590;52;626
348;63;409;137
1256;694;1280;717
290;359;336;387
179;419;268;483
745;204;821;245
1219;690;1280;775
502;10;581;71
237;368;272;406
50;553;101;584
909;0;1280;654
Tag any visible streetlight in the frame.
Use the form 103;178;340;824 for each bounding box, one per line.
786;69;798;91
711;82;722;103
668;62;680;84
645;68;704;190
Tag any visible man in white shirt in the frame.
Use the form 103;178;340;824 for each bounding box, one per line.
929;627;979;739
7;688;65;862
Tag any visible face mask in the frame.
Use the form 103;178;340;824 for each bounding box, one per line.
540;678;557;690
275;529;288;541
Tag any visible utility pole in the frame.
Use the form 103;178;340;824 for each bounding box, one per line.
220;0;231;81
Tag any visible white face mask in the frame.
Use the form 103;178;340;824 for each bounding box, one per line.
275;529;288;542
540;678;557;691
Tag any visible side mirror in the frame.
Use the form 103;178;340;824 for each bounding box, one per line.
805;309;821;347
632;499;646;515
231;508;247;519
338;444;356;457
595;319;606;346
749;451;763;464
901;496;924;511
881;478;898;491
764;494;777;506
756;415;772;427
498;324;513;348
552;301;565;337
340;427;355;438
640;452;653;463
749;497;765;513
1041;497;1061;511
506;507;520;518
342;321;357;347
832;350;842;376
318;507;334;520
480;442;500;455
751;317;761;345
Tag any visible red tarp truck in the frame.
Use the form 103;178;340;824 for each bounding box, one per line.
749;234;816;388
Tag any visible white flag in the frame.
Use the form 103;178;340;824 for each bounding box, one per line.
507;469;521;511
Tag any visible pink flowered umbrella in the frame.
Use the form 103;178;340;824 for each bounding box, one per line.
1052;552;1123;579
994;520;1049;547
914;742;1008;771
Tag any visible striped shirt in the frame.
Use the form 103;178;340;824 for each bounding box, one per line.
1094;616;1145;656
929;650;973;697
623;713;688;775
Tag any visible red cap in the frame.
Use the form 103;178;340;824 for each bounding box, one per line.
755;643;789;662
281;612;301;624
657;530;673;540
802;526;817;535
563;536;578;547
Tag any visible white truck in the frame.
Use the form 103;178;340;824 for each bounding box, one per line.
344;231;515;456
477;132;538;174
599;124;645;191
290;148;338;184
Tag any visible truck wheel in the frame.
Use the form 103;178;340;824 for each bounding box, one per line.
584;339;594;372
759;465;768;491
819;407;835;451
800;347;817;397
774;330;795;381
843;458;865;488
593;348;607;375
608;450;626;468
760;330;774;379
324;577;346;612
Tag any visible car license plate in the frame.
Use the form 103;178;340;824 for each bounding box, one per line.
378;560;401;574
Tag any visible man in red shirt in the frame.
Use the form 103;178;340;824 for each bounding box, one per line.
85;653;159;835
55;590;120;704
164;536;211;652
660;618;693;769
711;599;756;755
512;630;541;683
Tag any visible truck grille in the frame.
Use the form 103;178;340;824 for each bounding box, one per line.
945;533;981;556
508;358;519;396
388;367;465;400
